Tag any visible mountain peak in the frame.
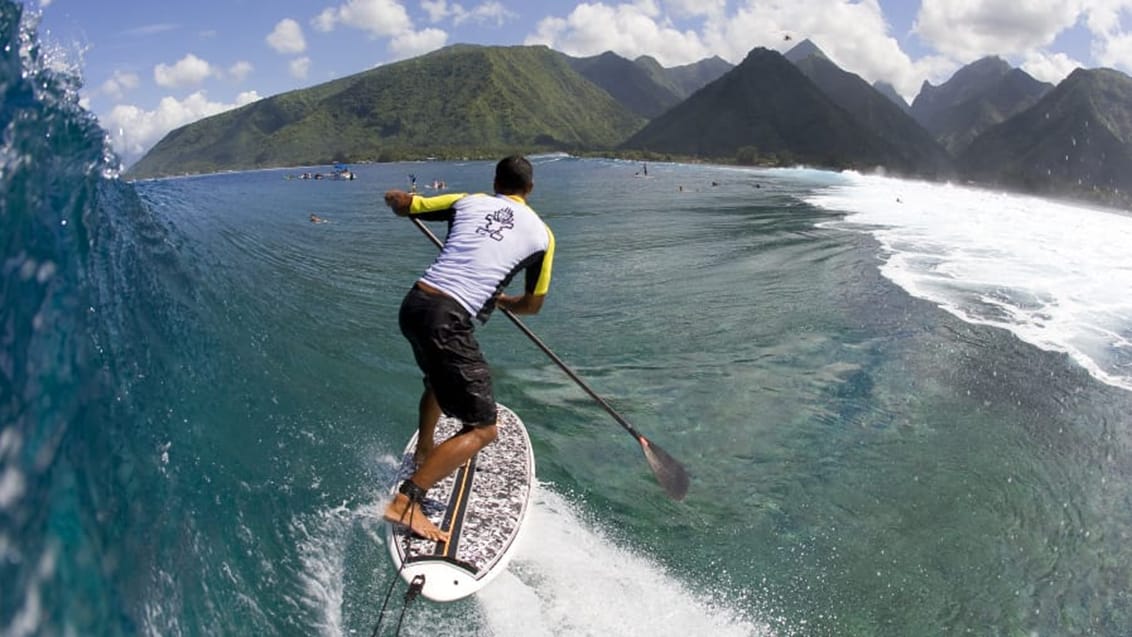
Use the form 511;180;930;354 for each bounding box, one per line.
911;55;1053;155
873;81;911;111
784;39;828;63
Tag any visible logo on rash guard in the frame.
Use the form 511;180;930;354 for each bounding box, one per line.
476;207;515;241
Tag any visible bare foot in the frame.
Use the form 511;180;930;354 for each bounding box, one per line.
384;493;450;543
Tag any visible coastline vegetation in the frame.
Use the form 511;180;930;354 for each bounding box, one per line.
125;43;1132;209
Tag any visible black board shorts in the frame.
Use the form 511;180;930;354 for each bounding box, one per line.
399;285;497;425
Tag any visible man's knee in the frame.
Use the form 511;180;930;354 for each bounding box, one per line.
480;422;498;444
463;421;497;447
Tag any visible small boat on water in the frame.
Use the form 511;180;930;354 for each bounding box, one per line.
288;163;356;181
328;162;355;180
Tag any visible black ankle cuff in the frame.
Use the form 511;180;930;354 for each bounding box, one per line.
399;480;427;503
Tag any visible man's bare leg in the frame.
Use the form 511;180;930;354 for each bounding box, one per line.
384;491;448;542
412;422;497;488
414;388;442;466
384;420;497;543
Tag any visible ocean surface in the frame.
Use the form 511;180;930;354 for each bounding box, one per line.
4;5;1132;636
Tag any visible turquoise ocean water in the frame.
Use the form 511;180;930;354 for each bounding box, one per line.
4;4;1132;635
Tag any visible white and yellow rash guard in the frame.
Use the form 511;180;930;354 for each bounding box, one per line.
409;192;555;322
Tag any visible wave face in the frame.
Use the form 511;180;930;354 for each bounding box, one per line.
2;3;209;634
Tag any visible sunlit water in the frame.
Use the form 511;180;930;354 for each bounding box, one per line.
4;4;1132;635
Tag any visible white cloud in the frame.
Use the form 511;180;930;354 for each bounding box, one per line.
422;0;520;26
228;61;253;82
710;2;901;70
267;18;307;54
312;8;337;32
663;0;726;19
913;0;1082;60
1095;30;1132;70
525;2;710;66
120;23;178;37
1022;50;1083;83
1081;0;1129;34
102;90;262;166
422;0;449;22
289;56;311;79
154;54;215;88
391;28;448;58
452;1;517;26
312;0;411;37
1082;1;1132;73
99;70;139;100
313;0;449;58
695;0;960;99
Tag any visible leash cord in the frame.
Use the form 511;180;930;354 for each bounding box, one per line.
370;488;425;637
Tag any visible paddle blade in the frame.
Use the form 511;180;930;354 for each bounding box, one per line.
639;437;689;501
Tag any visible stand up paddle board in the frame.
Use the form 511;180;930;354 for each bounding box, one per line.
386;403;535;602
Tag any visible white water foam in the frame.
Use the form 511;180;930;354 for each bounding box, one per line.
293;501;358;636
300;481;774;636
476;487;773;636
807;172;1132;392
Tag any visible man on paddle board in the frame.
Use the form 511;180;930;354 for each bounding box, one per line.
383;155;555;542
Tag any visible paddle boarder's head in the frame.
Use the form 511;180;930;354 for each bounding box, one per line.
494;155;533;197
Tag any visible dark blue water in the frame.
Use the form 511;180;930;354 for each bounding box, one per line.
5;3;1132;635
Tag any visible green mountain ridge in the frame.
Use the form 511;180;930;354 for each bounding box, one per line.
563;51;683;118
128;45;645;179
621;47;923;174
959;67;1132;207
786;40;954;178
124;41;1132;210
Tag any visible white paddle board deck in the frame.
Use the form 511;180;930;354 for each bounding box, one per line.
386;403;534;602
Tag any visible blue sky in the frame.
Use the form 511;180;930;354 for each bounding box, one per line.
27;0;1132;166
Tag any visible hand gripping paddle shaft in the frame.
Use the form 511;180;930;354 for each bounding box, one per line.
410;216;689;500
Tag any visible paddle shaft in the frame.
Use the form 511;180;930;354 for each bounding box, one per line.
409;217;647;442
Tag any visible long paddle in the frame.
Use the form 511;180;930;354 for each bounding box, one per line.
410;216;689;501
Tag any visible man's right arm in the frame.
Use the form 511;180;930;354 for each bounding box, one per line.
384;190;413;216
385;191;466;219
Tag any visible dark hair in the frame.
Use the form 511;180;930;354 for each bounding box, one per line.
494;155;533;194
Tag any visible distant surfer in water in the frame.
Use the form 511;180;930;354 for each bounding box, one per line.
382;156;556;542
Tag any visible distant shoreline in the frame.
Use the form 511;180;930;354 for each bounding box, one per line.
123;151;1131;212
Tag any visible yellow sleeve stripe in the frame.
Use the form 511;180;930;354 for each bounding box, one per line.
532;226;555;296
408;193;466;215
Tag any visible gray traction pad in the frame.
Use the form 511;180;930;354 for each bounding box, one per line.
390;404;533;577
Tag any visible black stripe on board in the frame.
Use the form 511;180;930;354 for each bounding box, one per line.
434;453;478;559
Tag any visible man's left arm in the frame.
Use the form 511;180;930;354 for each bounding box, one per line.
497;291;545;315
498;227;555;315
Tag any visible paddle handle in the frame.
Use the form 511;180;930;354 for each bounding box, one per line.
409;217;645;442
